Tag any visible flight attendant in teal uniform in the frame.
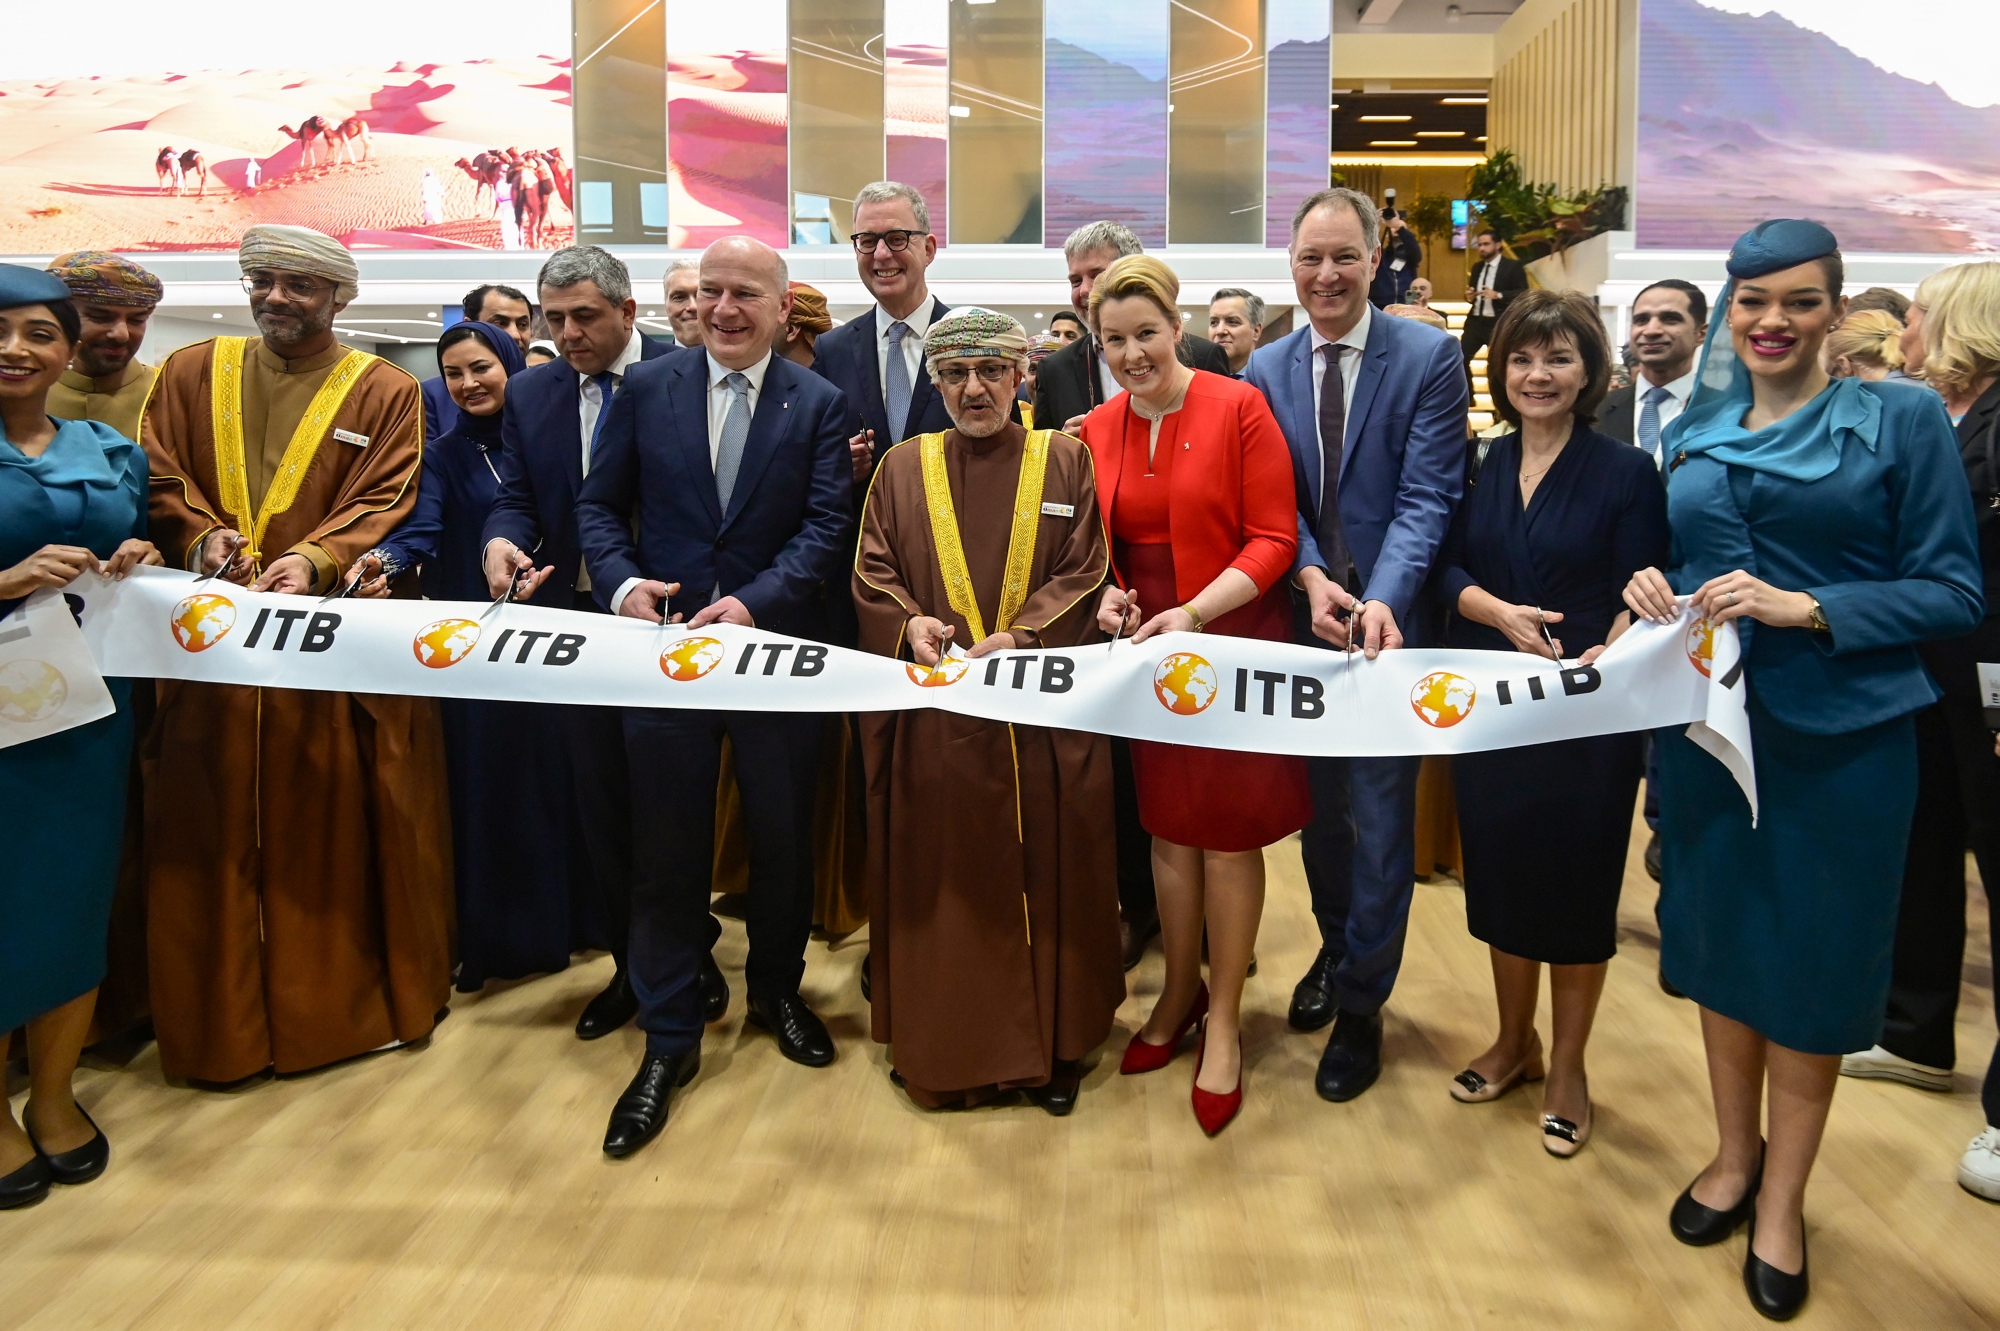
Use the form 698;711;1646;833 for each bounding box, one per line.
0;265;160;1209
1622;222;1984;1320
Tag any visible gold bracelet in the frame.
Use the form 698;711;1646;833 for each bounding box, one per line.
1181;603;1204;633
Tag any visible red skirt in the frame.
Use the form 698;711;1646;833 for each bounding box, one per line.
1117;542;1312;853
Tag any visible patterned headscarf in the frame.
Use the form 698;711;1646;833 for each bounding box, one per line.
923;306;1029;371
1026;332;1064;365
787;282;833;335
237;224;359;303
45;251;163;309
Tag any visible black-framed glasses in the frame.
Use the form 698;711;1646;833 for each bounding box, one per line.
851;229;928;254
934;363;1015;387
241;274;330;300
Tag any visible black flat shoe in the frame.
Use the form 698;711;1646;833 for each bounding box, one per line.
699;952;729;1023
0;1153;52;1210
747;992;835;1068
1314;1009;1383;1102
1026;1060;1082;1117
1289;948;1341;1033
602;1048;701;1158
859;952;872;1003
575;969;639;1040
28;1107;109;1186
1669;1143;1764;1246
1120;909;1160;972
1743;1212;1809;1321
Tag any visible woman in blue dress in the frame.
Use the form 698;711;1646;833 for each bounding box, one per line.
349;321;607;991
1622;221;1984;1319
0;266;161;1208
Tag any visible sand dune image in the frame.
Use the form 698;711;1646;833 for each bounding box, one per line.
666;51;787;250
0;57;575;253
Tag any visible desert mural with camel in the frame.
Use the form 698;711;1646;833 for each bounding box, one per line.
0;11;576;254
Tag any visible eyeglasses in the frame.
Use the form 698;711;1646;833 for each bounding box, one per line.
851;229;928;254
241;274;330;300
934;363;1015;387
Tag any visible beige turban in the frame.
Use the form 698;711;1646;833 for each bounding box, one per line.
923;306;1029;372
237;224;359;303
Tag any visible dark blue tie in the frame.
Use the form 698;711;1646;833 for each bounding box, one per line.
589;371;616;458
1316;344;1352;589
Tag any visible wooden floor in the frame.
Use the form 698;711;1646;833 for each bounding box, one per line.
5;810;1996;1329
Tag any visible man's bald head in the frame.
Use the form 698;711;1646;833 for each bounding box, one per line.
699;237;793;370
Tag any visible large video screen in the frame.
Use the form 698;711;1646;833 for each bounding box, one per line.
1637;0;2000;252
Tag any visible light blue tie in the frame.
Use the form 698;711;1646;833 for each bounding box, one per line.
884;320;913;443
714;371;752;510
1637;384;1672;466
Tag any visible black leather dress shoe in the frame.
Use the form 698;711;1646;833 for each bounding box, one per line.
699;953;729;1023
1026;1059;1083;1117
747;992;836;1067
1743;1213;1809;1321
1669;1145;1763;1246
1120;909;1160;972
602;1048;701;1158
860;952;872;1003
1289;949;1341;1032
29;1107;109;1186
1314;1009;1383;1102
1659;967;1686;999
575;969;639;1040
0;1152;52;1210
1644;831;1663;882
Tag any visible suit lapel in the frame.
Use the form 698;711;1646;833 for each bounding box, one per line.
1343;319;1392;486
1286;332;1319;510
552;362;586;496
849;316;889;440
722;358;792;528
671;353;723;527
900;296;949;437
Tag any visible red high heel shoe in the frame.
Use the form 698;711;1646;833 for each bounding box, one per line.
1119;983;1209;1074
1190;1018;1243;1137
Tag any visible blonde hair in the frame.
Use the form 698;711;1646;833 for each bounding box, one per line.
1088;254;1181;326
1825;309;1905;376
1913;261;2000;397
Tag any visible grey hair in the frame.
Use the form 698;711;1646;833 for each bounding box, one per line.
1289;188;1381;254
537;245;632;305
665;257;701;277
1211;287;1266;328
1063;220;1143;263
853;180;931;232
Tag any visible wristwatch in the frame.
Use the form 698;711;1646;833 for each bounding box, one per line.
1807;596;1830;633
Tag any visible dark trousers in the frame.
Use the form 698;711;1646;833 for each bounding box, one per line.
562;595;634;969
623;707;821;1058
1111;737;1157;919
1460;314;1497;397
1643;735;1661;833
1301;753;1424;1015
1887;696;2000;1124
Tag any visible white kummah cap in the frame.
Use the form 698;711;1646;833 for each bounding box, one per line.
237;224;359;303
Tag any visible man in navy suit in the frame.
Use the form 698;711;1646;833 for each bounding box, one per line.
479;247;698;1045
1243;187;1469;1103
578;236;854;1157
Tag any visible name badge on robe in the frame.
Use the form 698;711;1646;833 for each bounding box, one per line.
1979;662;2000;731
333;428;370;447
1040;502;1075;518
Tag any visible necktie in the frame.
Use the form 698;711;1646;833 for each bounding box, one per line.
714;371;751;510
884;320;913;443
1316;344;1352;588
1638;384;1672;467
588;371;616;462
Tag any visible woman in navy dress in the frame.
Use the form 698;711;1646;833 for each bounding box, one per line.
350;321;607;991
0;267;161;1208
1434;291;1668;1159
1623;221;1983;1319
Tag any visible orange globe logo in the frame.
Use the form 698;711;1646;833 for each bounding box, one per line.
660;636;726;682
1153;652;1219;716
906;657;969;688
1410;671;1476;728
1685;617;1715;678
0;660;68;723
412;618;481;669
170;593;236;652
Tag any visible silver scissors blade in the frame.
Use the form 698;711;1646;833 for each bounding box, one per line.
321;561;368;603
194;534;243;586
1108;591;1129;652
482;564;529;620
1535;606;1562;661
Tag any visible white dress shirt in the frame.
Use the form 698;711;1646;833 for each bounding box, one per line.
1096;341;1120;405
1634;366;1697;467
875;297;936;408
572;327;647;592
1306;302;1372;505
609;348;774;617
1473;256;1501;318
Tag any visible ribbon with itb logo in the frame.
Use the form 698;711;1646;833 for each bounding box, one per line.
12;567;1755;817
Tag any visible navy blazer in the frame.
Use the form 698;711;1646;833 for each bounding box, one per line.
1242;311;1470;627
576;349;854;639
479;334;677;606
421;374;459;445
810;296;953;473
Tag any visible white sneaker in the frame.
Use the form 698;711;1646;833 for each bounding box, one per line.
1838;1044;1953;1091
1959;1127;2000;1202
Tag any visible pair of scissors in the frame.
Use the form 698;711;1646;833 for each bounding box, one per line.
321;557;373;603
1108;590;1135;652
1534;606;1562;661
194;533;246;586
482;563;529;619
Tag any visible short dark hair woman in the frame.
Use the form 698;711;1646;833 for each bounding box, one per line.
1622;221;1984;1318
1433;289;1668;1159
0;265;161;1207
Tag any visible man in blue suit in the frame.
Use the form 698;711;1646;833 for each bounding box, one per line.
578;236;854;1157
1244;187;1469;1103
479;247;699;1045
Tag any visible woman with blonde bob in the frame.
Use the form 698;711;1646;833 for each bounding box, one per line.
1872;261;2000;1205
1824;309;1905;381
1079;254;1307;1136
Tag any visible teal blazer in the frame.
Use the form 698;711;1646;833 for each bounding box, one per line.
1666;378;1984;734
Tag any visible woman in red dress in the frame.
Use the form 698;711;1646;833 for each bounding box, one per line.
1080;255;1310;1134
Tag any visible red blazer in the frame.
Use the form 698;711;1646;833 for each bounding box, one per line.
1079;370;1298;603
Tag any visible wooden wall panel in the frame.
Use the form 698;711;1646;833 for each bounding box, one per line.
1489;0;1623;194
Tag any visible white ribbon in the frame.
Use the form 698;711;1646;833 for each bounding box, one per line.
5;568;1757;819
